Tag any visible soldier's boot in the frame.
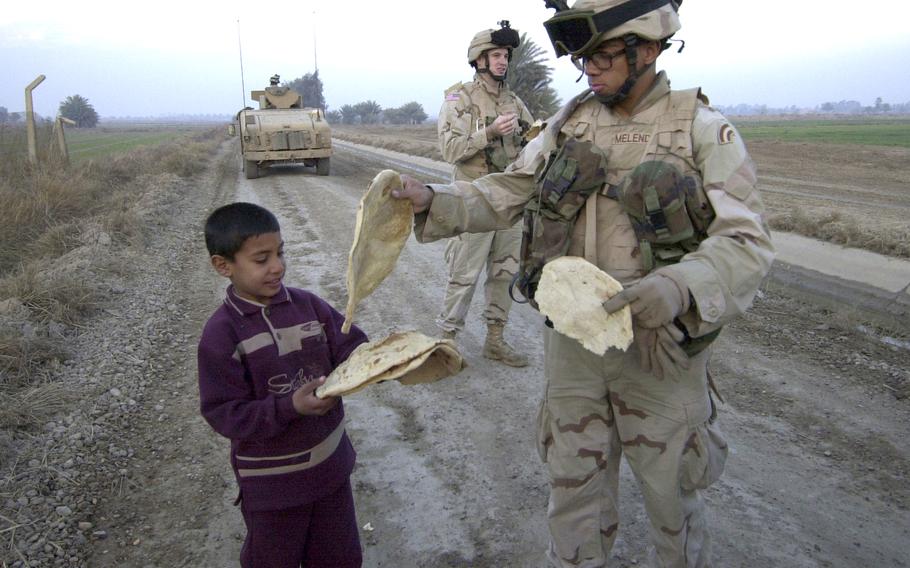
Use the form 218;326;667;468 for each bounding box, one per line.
483;322;528;367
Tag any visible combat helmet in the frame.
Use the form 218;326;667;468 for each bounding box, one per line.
467;20;521;82
544;0;681;105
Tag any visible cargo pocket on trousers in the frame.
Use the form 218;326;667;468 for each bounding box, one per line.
679;421;728;491
536;398;553;463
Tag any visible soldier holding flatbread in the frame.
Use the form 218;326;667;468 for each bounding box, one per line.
393;1;774;565
435;20;535;367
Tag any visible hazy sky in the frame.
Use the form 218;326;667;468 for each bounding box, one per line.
2;0;908;119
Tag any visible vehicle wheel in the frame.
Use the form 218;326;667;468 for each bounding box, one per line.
245;160;259;179
316;157;330;176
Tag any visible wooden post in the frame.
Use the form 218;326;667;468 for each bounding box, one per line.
53;116;77;166
25;74;46;166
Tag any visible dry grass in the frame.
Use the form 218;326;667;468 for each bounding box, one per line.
769;208;910;258
0;382;69;429
0;331;68;386
0;130;221;274
333;124;442;162
0;125;224;418
0;170;106;270
0;263;99;326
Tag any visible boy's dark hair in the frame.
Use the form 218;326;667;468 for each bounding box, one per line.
204;202;281;259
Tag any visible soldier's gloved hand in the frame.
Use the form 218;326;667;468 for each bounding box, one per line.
487;113;518;138
392;174;434;214
602;271;689;329
635;323;690;380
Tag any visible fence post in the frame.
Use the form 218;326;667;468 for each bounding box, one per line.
53;116;77;166
25;74;46;166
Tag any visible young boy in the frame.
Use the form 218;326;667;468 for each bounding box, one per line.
198;202;367;568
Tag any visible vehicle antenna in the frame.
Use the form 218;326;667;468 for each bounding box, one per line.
313;10;318;72
237;19;247;107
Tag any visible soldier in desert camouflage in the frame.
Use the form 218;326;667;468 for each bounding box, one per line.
394;0;775;566
435;21;535;367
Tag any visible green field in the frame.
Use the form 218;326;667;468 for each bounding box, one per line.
733;118;910;147
64;124;217;162
0;123;220;164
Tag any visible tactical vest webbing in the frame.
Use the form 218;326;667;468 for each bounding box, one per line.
459;82;529;173
513;88;721;355
511;135;609;307
616;88;715;272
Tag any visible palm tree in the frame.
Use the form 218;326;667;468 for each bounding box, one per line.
339;105;357;125
399;102;427;124
508;33;561;119
59;95;99;128
287;71;326;109
353;100;382;124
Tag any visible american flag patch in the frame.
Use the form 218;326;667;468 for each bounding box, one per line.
445;93;460;101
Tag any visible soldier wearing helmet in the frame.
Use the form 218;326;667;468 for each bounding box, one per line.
435;20;535;367
395;1;774;565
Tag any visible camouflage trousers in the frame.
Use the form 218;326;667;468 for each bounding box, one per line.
537;327;727;568
436;223;521;332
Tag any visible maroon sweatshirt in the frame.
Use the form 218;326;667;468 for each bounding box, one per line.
197;285;367;511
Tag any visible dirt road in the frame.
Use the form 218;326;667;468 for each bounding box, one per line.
66;142;909;568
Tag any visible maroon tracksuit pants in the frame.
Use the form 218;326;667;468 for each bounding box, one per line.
239;478;362;568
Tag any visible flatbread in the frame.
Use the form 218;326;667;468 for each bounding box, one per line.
342;170;414;333
315;330;465;398
535;256;633;355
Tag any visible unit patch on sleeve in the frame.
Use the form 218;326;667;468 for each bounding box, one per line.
445;93;461;102
718;123;736;145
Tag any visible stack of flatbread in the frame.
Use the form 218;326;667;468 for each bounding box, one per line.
316;331;465;398
342;169;414;333
535;256;633;355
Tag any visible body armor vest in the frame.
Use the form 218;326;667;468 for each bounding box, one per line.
455;81;530;177
512;88;720;354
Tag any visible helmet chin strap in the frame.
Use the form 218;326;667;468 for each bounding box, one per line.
595;35;640;107
477;53;508;82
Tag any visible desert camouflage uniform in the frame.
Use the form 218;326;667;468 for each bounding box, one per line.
416;72;775;566
436;74;534;333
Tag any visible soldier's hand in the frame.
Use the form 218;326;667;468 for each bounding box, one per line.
392;174;434;214
636;324;690;380
487;113;518;137
602;272;689;329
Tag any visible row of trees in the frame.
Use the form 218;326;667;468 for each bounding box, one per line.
0;95;99;127
818;97;909;114
327;101;428;125
713;97;910;116
0;107;22;124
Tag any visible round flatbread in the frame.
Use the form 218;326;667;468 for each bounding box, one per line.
535;256;633;355
316;330;465;398
342;170;414;333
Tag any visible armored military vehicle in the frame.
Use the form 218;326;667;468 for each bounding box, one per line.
231;74;332;179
